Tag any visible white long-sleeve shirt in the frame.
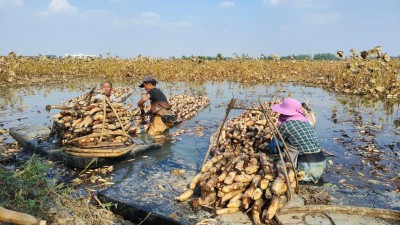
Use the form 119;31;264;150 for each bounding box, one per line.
93;94;117;102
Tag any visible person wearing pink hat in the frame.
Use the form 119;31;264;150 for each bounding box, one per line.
271;98;326;184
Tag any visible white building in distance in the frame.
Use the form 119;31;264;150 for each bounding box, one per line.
65;53;96;59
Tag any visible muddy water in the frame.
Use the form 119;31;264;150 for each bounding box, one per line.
0;80;399;192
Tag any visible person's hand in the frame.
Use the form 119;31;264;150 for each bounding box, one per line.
269;139;278;154
140;108;145;117
268;138;283;154
301;102;312;112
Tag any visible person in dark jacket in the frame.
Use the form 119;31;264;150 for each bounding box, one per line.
137;75;175;135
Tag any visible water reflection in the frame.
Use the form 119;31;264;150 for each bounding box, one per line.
2;80;399;117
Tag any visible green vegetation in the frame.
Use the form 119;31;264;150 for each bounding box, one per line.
280;54;312;60
0;155;57;217
313;53;338;60
0;155;124;223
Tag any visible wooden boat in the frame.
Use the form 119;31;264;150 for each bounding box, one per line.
9;126;161;169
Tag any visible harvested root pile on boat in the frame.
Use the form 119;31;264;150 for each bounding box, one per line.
62;87;133;107
52;101;133;144
213;101;280;155
51;93;136;157
177;101;304;224
170;95;211;123
131;94;211;127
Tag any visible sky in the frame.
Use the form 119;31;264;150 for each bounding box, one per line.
0;0;399;58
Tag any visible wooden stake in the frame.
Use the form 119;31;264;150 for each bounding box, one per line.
84;87;96;106
98;96;107;143
201;98;236;167
258;100;298;200
64;148;132;157
278;205;400;221
105;96;127;134
75;142;127;149
67;131;135;144
64;146;133;153
258;100;299;188
45;105;76;110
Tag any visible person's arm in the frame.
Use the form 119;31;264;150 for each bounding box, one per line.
278;123;289;140
137;94;152;118
302;102;316;128
269;123;287;154
110;94;118;102
308;111;316;127
137;94;150;109
93;93;102;100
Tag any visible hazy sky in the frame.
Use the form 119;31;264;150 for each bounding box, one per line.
0;0;399;58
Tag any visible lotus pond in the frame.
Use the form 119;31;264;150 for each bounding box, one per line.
0;79;399;193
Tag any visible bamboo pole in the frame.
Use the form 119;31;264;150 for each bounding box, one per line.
45;105;77;110
105;96;127;134
278;205;400;221
258;100;299;188
64;149;131;158
67;131;135;144
45;87;95;112
258;101;293;201
79;158;97;175
98;96;107;143
64;145;133;153
201;98;236;167
84;87;96;106
75;142;127;148
215;98;236;151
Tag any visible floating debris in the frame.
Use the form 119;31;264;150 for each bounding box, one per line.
70;165;115;188
172;169;185;175
0;141;22;158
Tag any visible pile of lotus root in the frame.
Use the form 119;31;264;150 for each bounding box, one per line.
131;94;211;125
52;90;135;148
177;101;304;224
53;91;211;147
61;87;133;107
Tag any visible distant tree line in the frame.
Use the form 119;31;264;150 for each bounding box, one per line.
10;52;399;60
280;54;312;60
312;53;338;60
181;54;226;61
179;53;342;61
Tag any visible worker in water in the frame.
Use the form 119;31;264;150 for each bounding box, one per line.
270;97;326;183
137;75;176;135
93;81;117;102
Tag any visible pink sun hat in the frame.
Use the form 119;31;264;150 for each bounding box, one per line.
272;98;302;116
